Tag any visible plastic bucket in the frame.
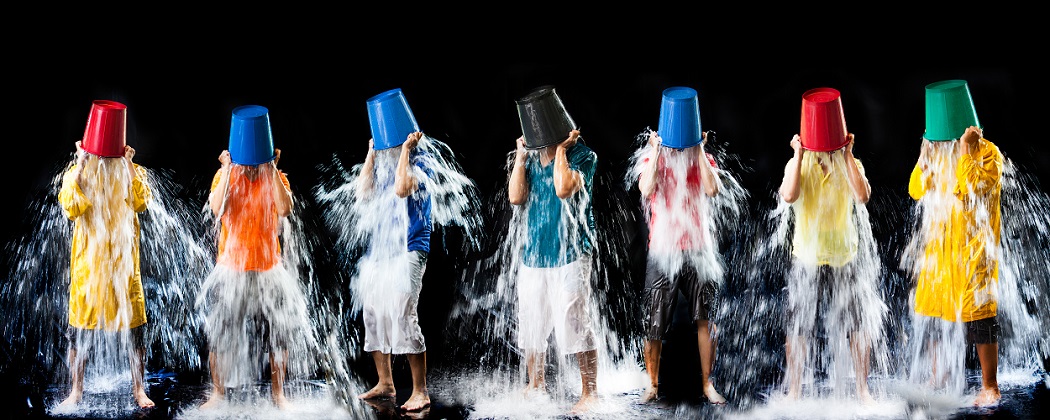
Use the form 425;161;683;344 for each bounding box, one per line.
924;79;980;141
228;105;275;165
81;100;128;157
657;86;703;149
367;88;420;150
800;87;849;152
516;85;577;150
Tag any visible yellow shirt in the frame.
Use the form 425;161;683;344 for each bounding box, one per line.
909;138;1002;322
790;152;862;267
58;161;151;330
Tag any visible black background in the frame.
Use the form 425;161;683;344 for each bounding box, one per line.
2;21;1048;417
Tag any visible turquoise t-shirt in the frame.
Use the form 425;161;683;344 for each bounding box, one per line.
522;143;597;268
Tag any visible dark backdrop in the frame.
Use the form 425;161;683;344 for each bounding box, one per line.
2;29;1047;416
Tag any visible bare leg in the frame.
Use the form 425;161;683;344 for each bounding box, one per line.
785;336;806;399
59;348;85;406
523;350;546;396
973;343;1001;407
358;351;396;400
129;347;155;408
640;339;661;403
200;352;225;409
570;349;599;414
849;333;873;404
271;350;290;409
401;352;430;411
698;321;726;404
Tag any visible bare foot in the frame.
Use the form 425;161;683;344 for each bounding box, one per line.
858;390;875;405
639;386;658;403
974;387;1001;407
200;392;224;410
522;383;547;399
358;384;395;400
570;394;600;415
58;390;82;407
134;389;155;408
786;385;800;400
703;383;726;405
273;392;291;409
400;391;430;412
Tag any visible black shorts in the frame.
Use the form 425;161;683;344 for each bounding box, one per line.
643;257;718;341
920;316;1000;345
66;325;146;350
783;261;866;337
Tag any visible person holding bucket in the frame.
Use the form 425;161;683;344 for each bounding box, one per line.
508;86;600;414
199;105;312;409
57;100;155;409
354;88;434;412
630;87;726;405
777;87;885;403
906;80;1003;407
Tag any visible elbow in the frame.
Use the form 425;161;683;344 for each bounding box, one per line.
509;195;525;206
395;184;412;198
780;191;798;204
555;184;574;200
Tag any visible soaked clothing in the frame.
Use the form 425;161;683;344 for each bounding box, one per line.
406;155;434;254
516;254;597;354
58;162;151;331
211;167;290;271
200;263;312;387
643;255;717;340
642;151;718;252
790;153;863;267
522;143;597;268
919;315;1001;345
361;250;428;354
67;325;146;351
783;261;881;338
909;138;1003;323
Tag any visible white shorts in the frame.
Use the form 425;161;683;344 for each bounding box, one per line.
361;250;428;354
516;254;597;355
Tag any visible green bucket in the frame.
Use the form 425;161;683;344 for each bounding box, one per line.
923;79;981;141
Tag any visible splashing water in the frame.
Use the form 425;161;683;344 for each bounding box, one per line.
724;146;892;414
1;153;213;416
439;133;672;419
187;162;370;419
313;134;484;407
895;139;1048;409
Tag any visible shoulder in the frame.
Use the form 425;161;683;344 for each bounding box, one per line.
570;143;597;163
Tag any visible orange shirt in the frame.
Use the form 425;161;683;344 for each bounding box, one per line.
211;167;291;272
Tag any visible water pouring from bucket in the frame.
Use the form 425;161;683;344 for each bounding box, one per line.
313;87;483;414
1;99;216;417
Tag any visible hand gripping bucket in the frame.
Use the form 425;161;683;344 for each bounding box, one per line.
516;85;577;150
228;105;275;165
367;88;420;150
657;87;703;150
81;100;128;157
800;87;849;152
923;79;981;141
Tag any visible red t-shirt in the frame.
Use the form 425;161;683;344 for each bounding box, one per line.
642;152;717;252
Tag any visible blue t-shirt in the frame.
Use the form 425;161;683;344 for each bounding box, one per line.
407;155;433;253
522;143;597;268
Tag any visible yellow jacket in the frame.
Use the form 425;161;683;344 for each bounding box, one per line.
58;162;151;330
909;138;1002;322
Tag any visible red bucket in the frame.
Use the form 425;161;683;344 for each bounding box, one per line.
81;100;128;157
799;87;848;152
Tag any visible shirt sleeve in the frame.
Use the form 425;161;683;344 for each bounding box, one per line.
570;145;598;192
908;163;927;201
954;139;1003;199
130;164;151;213
58;166;91;220
210;169;223;192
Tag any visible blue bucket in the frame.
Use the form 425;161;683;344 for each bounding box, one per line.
658;87;703;150
228;105;275;165
367;88;419;150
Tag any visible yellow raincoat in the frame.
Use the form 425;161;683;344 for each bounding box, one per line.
58;162;151;330
791;152;863;267
909;138;1002;322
